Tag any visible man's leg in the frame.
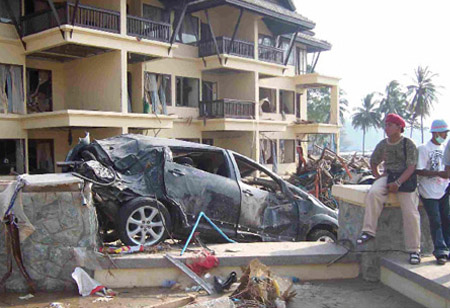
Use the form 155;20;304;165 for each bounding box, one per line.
438;194;450;252
398;191;420;253
362;176;388;236
422;197;448;258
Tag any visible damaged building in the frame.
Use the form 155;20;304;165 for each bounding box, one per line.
0;0;340;176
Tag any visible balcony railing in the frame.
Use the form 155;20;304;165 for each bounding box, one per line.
21;2;120;37
258;45;284;65
127;15;170;42
198;36;254;59
200;99;255;119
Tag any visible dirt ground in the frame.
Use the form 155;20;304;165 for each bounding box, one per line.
0;278;424;308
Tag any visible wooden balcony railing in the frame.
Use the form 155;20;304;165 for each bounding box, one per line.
198;36;254;59
258;45;284;64
127;15;170;42
199;99;255;119
21;2;120;36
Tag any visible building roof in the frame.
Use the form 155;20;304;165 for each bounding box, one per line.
296;32;332;52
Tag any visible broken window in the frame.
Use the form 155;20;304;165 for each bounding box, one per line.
260;139;277;165
143;72;171;114
176;14;199;45
280;40;295;66
280;90;294;115
176;77;199;107
0;64;25;114
171;148;230;178
280;140;295;163
143;4;170;23
234;154;281;193
202;81;217;102
259;88;276;113
27;68;52;113
28;139;54;174
0;139;25;175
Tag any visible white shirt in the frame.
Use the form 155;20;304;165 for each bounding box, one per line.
417;140;449;199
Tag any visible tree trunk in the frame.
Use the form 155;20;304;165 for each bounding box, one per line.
420;114;424;143
362;129;366;156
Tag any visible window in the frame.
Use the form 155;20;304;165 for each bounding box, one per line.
1;64;24;114
0;139;25;175
280;40;295;66
28;139;54;174
202;139;214;146
280;140;295;163
260;139;277;164
27;68;52;113
259;88;276;113
202;81;217;102
176;14;199;45
1;1;20;23
296;47;307;74
143;4;170;23
143;72;171;114
280;90;294;114
234;154;281;193
171;148;230;178
258;34;275;47
176;77;199;107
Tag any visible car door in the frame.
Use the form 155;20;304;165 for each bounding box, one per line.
231;152;299;241
163;148;241;237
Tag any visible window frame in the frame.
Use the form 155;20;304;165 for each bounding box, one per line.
175;76;200;108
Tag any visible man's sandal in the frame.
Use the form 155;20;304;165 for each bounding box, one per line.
409;252;421;265
356;233;374;245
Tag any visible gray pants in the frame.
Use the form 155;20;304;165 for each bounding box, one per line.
362;176;420;252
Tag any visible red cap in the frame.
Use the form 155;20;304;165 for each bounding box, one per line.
385;113;405;128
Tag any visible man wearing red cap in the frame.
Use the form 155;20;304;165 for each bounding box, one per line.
357;113;421;264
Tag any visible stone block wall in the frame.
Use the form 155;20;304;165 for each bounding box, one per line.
0;178;98;293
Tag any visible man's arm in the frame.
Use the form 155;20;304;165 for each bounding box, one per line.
371;163;382;179
416;169;448;178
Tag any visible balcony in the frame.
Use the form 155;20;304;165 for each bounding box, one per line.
258;45;284;65
21;2;120;36
199;99;255;119
198;36;254;59
127;16;170;42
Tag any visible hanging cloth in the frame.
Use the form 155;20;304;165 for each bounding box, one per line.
9;66;24;114
159;76;167;115
0;65;7;113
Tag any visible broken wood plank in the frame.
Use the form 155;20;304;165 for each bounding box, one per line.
149;295;196;308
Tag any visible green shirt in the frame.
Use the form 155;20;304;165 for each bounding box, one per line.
370;137;418;172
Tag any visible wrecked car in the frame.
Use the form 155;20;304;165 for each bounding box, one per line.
63;134;338;246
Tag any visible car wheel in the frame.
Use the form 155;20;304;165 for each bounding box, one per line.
307;229;336;243
118;199;171;246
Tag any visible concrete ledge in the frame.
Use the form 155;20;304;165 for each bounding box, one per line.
94;242;360;288
381;256;450;307
332;184;401;207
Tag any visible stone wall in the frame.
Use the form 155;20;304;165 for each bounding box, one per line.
0;176;98;293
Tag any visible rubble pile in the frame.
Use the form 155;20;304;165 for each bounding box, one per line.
288;146;373;209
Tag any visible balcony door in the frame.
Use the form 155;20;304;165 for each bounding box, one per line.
202;81;217;102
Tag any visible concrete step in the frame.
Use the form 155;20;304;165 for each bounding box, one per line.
94;242;359;288
381;255;450;308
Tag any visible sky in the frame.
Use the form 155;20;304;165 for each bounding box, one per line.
294;0;450;130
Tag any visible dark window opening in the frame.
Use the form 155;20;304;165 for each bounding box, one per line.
202;81;217;102
142;4;170;23
175;14;199;45
28;139;54;174
176;77;199;107
0;139;25;175
259;88;276;113
25;0;50;15
280;139;295;163
280;90;294;114
27;68;52;113
260;139;277;164
171;148;229;178
202;138;214;146
0;0;21;23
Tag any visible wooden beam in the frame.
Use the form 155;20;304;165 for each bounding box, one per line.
283;28;299;66
225;7;243;64
47;0;65;39
1;0;26;49
204;9;222;65
70;0;80;38
168;0;188;55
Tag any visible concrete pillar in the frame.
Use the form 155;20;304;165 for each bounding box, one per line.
120;50;128;113
120;0;127;36
330;85;339;125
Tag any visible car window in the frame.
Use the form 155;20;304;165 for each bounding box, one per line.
233;154;281;193
170;148;230;178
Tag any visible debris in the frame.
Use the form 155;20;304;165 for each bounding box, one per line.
230;259;295;308
225;248;241;253
149;295;196;308
93;297;113;303
184;296;236;308
161;279;177;288
18;293;34;300
213;272;237;293
48;303;65;308
71;267;115;297
186;250;219;276
165;254;216;295
98;245;144;254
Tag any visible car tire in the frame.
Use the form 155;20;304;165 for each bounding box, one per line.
118;198;171;246
307;229;336;243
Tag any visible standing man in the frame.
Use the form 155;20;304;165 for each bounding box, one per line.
417;120;450;265
356;113;421;265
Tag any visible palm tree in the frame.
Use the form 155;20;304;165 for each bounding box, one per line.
407;66;440;142
377;80;407;122
352;93;381;155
